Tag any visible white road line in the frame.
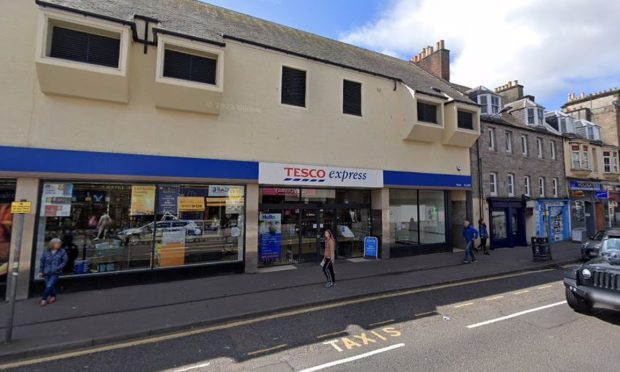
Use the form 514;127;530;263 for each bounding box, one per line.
172;361;211;372
485;295;504;301
466;301;567;329
513;290;530;295
454;302;474;308
537;285;553;290
299;343;406;372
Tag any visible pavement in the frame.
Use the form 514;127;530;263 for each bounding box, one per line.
0;241;582;362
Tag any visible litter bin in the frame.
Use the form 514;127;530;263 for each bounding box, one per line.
531;237;552;261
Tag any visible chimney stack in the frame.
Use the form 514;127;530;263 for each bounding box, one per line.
494;80;524;104
410;39;450;81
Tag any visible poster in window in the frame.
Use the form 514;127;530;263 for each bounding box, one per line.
178;196;205;211
259;213;281;261
40;183;73;217
130;185;156;216
157;185;180;215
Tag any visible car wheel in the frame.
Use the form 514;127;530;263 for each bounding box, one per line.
565;287;593;314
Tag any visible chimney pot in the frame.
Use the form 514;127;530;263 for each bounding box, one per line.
439;40;445;49
514;80;518;85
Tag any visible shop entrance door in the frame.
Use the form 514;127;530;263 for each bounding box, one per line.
298;209;336;262
595;202;606;232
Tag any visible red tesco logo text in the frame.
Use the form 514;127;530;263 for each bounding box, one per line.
284;167;326;179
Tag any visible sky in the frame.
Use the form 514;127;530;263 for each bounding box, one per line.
203;0;620;110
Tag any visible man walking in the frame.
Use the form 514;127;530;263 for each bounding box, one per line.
462;220;479;264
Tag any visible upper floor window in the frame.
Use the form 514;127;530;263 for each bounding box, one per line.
559;118;567;133
281;66;307;107
163;49;216;85
603;151;619;173
457;110;474;130
571;144;590;169
50;26;120;68
536;138;543;159
488;127;496;151
507;173;515;197
491;96;500;114
527;108;535;125
537;108;544;124
418;101;438;123
489;172;497;196
550;141;556;160
521;135;528;156
505;131;512;153
552;178;558;197
479;95;488;114
539;177;545;197
342;79;362;116
524;176;531;196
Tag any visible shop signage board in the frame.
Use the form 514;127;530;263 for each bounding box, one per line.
209;185;244;197
364;236;379;258
259;162;383;188
130;185;156;215
569;180;602;191
178;196;205;211
10;201;31;214
40;183;73;217
259;213;281;261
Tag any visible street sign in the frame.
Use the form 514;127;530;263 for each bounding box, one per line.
596;191;609;199
364;236;379;259
10;201;31;214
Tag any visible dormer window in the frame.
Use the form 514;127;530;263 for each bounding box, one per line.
417;101;438;123
457;110;474;130
537;108;544;124
477;94;500;115
527;108;535;124
163;49;217;85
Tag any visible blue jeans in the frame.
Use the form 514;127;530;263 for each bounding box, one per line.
42;274;59;300
464;241;476;262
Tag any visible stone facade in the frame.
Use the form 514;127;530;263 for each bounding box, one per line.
564;90;620;146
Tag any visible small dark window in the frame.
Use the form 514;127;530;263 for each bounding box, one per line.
281;66;306;107
457;110;474;130
50;26;120;68
417;102;438;123
163;49;216;85
343;80;362;116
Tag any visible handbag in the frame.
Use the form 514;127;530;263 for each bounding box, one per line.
320;258;326;268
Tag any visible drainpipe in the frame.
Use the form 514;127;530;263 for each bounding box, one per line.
476;138;484;221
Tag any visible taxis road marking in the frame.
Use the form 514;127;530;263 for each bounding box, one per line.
300;343;406;372
246;344;287;356
0;268;554;370
466;301;567;329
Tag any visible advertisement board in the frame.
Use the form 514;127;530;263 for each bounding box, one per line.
259;213;282;261
40;183;73;217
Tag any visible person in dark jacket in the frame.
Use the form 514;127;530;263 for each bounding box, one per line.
38;238;68;306
462;220;479;264
478;219;490;255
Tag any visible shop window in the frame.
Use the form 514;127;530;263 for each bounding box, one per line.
163;49;217;85
301;188;336;205
0;180;16;297
417;101;438;124
389;190;420;250
50;26;120;68
418;190;446;245
343;79;362;116
457;110;474;130
34;182;245;277
260;187;301;204
281;66;306;107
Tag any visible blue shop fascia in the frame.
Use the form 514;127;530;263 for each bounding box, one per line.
567;179;615;239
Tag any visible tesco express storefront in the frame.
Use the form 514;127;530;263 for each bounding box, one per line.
257;162;472;266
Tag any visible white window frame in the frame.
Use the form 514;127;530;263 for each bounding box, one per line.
539;177;545;197
524;176;531;196
478;94;488;114
537;108;544;125
489;172;498;196
552;178;558;197
536;138;543;159
491;95;500;114
488;127;496;151
604;151;612;173
550;140;556;160
521;135;528;156
527;108;535;124
507;173;515;197
505;131;512;153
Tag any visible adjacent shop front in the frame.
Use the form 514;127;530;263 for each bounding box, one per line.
569;179;606;238
535;199;571;242
488;198;526;249
0;179;16;298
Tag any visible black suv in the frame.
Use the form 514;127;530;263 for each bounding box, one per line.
564;237;620;313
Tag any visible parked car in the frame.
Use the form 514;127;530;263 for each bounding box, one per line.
581;231;605;261
564;237;620;313
118;220;202;240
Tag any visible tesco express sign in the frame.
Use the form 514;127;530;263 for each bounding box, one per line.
259;162;383;188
